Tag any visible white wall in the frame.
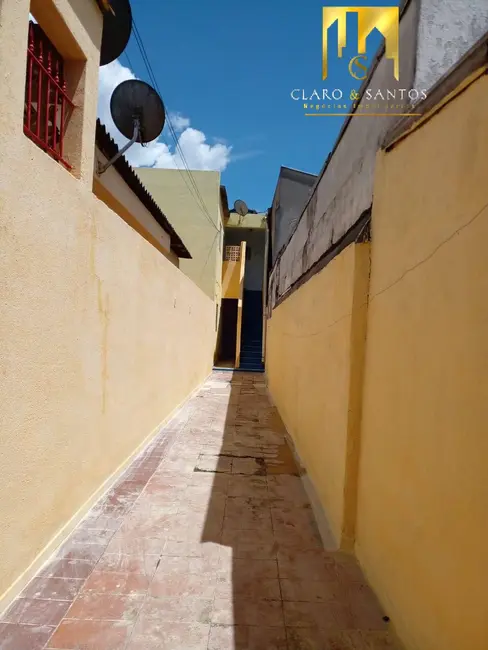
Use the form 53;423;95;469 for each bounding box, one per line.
415;0;488;90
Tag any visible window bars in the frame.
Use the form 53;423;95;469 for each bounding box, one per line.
24;21;74;169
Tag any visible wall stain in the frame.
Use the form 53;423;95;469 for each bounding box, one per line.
97;278;109;415
91;215;109;415
89;216;97;278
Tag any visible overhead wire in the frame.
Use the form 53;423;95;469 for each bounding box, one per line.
124;50;135;74
131;21;217;231
128;17;220;233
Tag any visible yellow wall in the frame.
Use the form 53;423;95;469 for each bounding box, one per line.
266;71;488;650
93;146;178;267
222;260;242;299
356;73;488;650
0;0;215;605
266;243;370;545
137;168;224;302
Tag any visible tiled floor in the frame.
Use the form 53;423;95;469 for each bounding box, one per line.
0;371;402;649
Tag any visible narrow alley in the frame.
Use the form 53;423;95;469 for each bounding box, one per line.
0;372;399;650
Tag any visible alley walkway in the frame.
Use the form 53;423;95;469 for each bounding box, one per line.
0;372;400;650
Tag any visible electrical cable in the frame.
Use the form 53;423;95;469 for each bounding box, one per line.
130;17;220;232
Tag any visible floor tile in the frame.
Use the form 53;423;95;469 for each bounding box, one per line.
212;598;284;627
56;541;106;564
134;596;213;626
281;578;342;602
208;624;288;649
82;571;150;595
283;601;339;629
228;475;268;497
95;552;160;576
69;528;115;546
40;559;95;580
48;619;132;649
0;623;54;650
21;577;84;601
4;373;393;649
150;571;217;599
2;598;70;626
215;577;281;600
126;622;210;650
66;592;144;622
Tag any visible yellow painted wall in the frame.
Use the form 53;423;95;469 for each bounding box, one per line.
355;73;488;650
0;0;215;604
266;243;370;545
222;260;242;299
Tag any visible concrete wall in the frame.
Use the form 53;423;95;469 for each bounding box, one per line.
269;0;419;306
356;72;488;650
0;0;215;604
269;0;488;309
267;243;369;547
266;67;488;650
271;170;316;265
415;0;488;89
137;168;224;302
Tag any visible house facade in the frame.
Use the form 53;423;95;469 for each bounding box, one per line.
0;0;218;608
137;168;227;303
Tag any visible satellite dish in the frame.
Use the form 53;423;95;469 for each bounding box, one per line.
97;79;165;175
234;199;248;216
110;79;166;143
100;0;133;66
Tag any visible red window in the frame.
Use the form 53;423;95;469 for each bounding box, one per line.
24;21;74;169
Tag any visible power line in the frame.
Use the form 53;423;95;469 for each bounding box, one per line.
129;18;220;233
124;49;135;73
132;20;217;231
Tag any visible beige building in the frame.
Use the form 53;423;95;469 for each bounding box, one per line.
137;168;227;303
0;0;218;610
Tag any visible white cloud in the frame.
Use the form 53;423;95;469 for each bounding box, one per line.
98;60;232;171
168;112;190;132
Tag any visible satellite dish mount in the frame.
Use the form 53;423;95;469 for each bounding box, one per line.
97;79;166;175
97;116;140;175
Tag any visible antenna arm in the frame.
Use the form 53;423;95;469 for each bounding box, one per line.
97;118;140;175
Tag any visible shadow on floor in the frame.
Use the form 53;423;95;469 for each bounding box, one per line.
199;370;400;650
0;371;402;650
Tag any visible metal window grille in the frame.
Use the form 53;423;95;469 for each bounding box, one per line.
24;21;74;169
225;245;241;261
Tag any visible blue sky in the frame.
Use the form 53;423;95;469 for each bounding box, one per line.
100;0;400;213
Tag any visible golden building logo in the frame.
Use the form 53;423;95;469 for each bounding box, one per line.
322;5;400;81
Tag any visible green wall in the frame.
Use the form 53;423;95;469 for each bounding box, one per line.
137;169;223;301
